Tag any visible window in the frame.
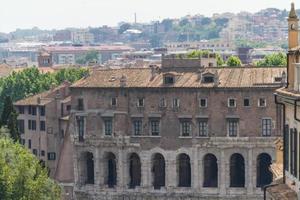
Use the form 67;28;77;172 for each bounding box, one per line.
28;139;31;149
28;120;36;131
40;106;45;116
48;152;56;160
262;119;272;137
181;120;192;137
132;119;142;136
164;76;174;84
199;119;208;137
258;98;267;107
200;98;207;108
78;98;84;110
18;106;25;114
203;76;214;83
28;106;37;115
77;116;84;142
173;98;180;108
150;119;160;136
33;149;37;156
41;150;45;156
17;120;25;134
159;98;167;108
228;119;238;137
40;121;46;131
66;105;71;111
111;97;117;106
228;98;236;107
243;98;250;107
104;118;113;136
137;98;144;107
21;139;25;145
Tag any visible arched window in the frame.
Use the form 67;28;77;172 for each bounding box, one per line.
257;153;273;187
105;152;117;188
203;154;218;187
177;153;191;187
152;153;165;189
230;153;245;187
129;153;141;188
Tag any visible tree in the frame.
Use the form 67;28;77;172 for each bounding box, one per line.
0;137;61;199
186;50;224;66
0;96;14;126
76;51;99;64
226;56;242;67
256;52;287;67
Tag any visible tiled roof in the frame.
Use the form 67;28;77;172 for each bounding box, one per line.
14;82;70;106
266;179;298;200
43;45;133;53
71;67;286;89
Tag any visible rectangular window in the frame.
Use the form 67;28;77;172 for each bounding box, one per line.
21;139;25;145
48;152;56;160
33;149;37;156
77;116;84;142
159;98;167;108
181;121;191;137
41;150;45;156
17;120;25;134
111;97;117;106
284;125;289;171
243;98;250;107
173;98;180;108
18;106;25;114
28;120;36;131
137;98;144;107
78;98;84;110
28;139;31;149
258;98;267;107
198;119;208;137
40;106;45;116
228;98;236;107
132;119;142;136
262;119;272;136
104;119;113;136
28;106;37;115
66;105;71;111
150;119;160;136
200;98;207;108
228;119;238;137
40;121;46;131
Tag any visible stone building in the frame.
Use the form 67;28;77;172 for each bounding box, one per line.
267;3;300;200
68;56;286;199
14;81;71;177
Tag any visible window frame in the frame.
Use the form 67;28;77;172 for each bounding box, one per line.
227;118;239;137
180;120;192;137
199;98;208;108
228;98;237;108
137;98;144;107
258;98;267;107
198;119;209;137
104;118;113;136
243;98;250;107
262;118;272;137
173;98;180;108
132;118;143;136
111;97;117;107
150;119;160;136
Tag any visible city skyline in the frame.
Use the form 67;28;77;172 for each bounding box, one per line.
0;0;294;33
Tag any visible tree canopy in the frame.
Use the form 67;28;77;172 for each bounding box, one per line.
256;52;287;67
226;56;242;67
186;50;224;66
0;136;61;200
76;51;99;65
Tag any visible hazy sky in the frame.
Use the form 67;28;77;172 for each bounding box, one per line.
0;0;294;33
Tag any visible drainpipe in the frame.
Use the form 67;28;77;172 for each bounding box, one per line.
263;183;279;200
274;93;286;183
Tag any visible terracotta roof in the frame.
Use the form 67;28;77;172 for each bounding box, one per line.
267;179;298;200
14;82;71;106
71;67;286;89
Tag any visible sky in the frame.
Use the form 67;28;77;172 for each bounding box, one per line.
0;0;294;33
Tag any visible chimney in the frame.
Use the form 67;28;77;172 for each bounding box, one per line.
120;75;127;87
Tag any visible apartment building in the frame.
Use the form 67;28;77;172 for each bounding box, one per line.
67;56;285;199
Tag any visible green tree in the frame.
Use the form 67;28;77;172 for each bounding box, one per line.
186;50;224;66
0;137;61;199
76;51;99;64
256;52;287;67
226;56;242;67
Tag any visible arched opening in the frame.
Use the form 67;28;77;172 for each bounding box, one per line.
129;153;141;188
86;152;94;184
256;153;273;187
230;153;245;187
104;152;117;188
177;153;191;187
203;154;218;187
152;153;165;189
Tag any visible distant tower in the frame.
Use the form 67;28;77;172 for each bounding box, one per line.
134;13;137;24
288;2;299;49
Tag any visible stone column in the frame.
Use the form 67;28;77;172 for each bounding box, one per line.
141;154;150;188
247;149;254;194
73;150;80;186
193;147;200;190
117;149;125;190
220;150;226;195
94;148;101;186
166;159;176;188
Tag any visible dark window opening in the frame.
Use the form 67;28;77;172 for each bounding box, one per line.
106;152;117;188
178;154;191;187
86;152;94;184
199;119;208;137
129;153;141;189
181;120;191;137
104;118;113;136
77;116;84;142
244;98;250;107
150;119;160;136
40;106;45;116
203;154;218;187
48;152;56;160
228;119;238;137
28;139;31;149
230;153;245;187
40;121;46;131
137;98;144;107
111;97;117;106
17;120;25;134
78;98;84;111
284;125;289;171
152;153;165;190
132;119;142;136
256;153;272;187
18;106;25;114
200;98;207;107
203;76;214;83
164;76;175;84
